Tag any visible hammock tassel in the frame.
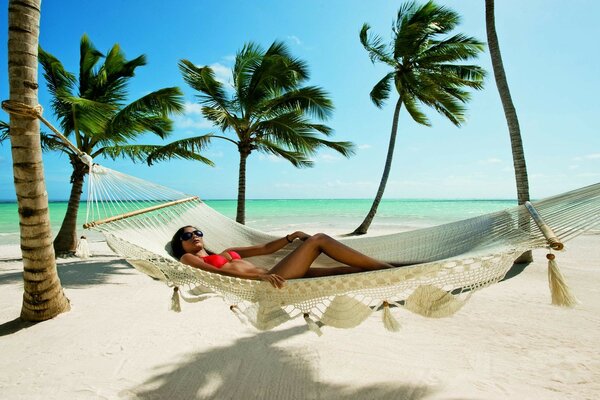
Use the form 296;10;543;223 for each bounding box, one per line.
230;305;249;325
303;313;323;336
75;236;90;259
547;253;578;307
382;301;401;332
170;287;181;312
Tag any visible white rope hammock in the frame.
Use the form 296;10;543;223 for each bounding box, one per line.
84;164;600;334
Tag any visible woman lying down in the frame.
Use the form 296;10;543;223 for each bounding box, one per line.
171;225;395;289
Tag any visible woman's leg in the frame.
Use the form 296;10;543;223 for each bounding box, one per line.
268;233;393;279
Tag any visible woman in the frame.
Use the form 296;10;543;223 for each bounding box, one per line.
171;226;394;288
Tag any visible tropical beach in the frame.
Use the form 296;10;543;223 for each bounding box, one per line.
2;0;600;399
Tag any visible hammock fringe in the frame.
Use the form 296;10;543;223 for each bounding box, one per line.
547;253;579;307
170;287;181;312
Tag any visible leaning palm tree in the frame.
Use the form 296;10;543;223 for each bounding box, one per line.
39;35;189;255
167;41;355;224
485;0;532;263
353;1;486;235
6;0;70;320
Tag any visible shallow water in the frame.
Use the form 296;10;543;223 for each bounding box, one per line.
0;199;516;245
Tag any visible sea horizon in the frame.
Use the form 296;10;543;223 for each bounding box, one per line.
0;198;519;246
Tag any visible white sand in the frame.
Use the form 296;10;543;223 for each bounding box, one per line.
1;234;599;400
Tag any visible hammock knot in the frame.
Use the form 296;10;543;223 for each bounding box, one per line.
2;100;43;119
79;153;94;168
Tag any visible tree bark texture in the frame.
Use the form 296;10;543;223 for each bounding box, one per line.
53;156;87;255
486;0;532;262
8;0;71;321
236;146;250;224
353;98;403;235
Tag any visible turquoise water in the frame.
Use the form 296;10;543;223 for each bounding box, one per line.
0;199;516;245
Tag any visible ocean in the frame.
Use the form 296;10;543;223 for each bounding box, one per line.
0;199;517;246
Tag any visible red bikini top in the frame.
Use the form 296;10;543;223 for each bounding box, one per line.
202;251;241;269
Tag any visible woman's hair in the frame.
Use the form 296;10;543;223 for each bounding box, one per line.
171;225;196;259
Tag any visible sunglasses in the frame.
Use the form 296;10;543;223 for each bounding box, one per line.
180;230;204;241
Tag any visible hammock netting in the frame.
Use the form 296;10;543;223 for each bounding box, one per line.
84;164;600;332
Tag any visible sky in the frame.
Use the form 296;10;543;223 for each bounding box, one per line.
1;0;598;201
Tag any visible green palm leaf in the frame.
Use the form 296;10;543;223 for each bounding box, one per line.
144;135;216;166
0;121;9;143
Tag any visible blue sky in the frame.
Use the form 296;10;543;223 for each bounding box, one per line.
1;0;598;201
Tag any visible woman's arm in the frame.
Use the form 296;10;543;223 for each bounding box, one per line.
226;231;310;258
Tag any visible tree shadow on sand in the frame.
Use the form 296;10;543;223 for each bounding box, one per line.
0;258;133;288
127;326;433;400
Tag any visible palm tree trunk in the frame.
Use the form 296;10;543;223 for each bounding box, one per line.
53;157;87;255
353;98;403;235
486;0;532;262
236;147;250;224
7;0;70;321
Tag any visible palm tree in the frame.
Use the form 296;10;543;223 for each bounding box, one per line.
352;1;486;235
169;41;355;224
485;0;532;263
7;0;70;320
39;35;189;255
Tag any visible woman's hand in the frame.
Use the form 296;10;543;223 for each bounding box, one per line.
218;251;233;261
289;231;310;242
259;273;286;289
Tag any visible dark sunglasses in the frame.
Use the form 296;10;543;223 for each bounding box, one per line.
180;230;204;241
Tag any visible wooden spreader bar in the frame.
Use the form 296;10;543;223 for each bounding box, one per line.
83;196;199;229
524;201;564;250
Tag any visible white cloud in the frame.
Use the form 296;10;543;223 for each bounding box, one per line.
568;165;580;170
209;63;233;86
258;154;283;163
184;102;203;115
479;157;502;165
358;144;372;150
574;153;600;161
174;116;213;129
287;35;302;45
576;172;600;178
317;153;341;163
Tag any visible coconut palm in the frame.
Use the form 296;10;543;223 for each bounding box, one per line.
166;41;355;224
39;35;190;255
353;1;486;234
485;0;532;263
7;0;70;320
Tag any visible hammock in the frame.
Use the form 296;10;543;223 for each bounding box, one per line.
4;100;596;333
83;164;600;333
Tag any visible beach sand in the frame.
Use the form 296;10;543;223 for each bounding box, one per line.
1;233;599;400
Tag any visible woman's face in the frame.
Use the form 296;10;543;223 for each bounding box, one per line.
180;226;205;254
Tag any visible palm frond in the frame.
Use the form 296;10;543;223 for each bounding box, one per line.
370;72;395;108
179;60;230;109
259;86;334;120
0;121;9;143
359;24;395;66
40;132;76;155
78;34;104;95
402;95;430;126
142;135;217;166
255;139;314;168
115;87;185;120
61;95;115;134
